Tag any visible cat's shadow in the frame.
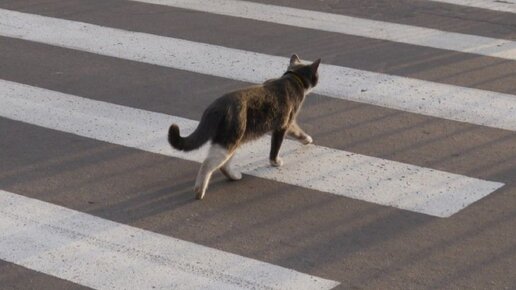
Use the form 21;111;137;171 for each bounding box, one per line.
88;175;235;224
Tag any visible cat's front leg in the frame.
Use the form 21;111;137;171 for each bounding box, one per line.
288;122;313;145
270;129;287;167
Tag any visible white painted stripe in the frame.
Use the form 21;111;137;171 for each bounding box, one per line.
128;0;516;60
430;0;516;13
0;189;339;289
0;80;504;217
1;10;515;132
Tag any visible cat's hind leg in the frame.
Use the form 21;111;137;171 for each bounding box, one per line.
288;121;313;145
220;154;242;181
194;144;233;200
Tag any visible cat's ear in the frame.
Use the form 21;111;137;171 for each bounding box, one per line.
311;58;321;72
290;54;301;65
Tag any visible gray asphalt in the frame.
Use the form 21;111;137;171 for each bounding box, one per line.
0;0;515;289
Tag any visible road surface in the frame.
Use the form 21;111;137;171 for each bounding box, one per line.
0;0;514;289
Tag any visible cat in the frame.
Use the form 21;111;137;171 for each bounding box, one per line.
168;54;321;200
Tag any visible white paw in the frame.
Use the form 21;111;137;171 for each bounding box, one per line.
301;135;313;145
270;158;283;167
231;171;243;180
221;167;243;181
194;186;205;200
227;171;242;181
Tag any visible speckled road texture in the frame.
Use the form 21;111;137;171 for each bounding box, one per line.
0;0;515;289
1;8;515;130
0;80;503;217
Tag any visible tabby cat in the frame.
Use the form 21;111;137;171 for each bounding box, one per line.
168;54;321;199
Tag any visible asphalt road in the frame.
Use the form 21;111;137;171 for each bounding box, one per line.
0;0;515;289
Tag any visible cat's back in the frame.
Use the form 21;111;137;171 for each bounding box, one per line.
207;84;273;113
223;84;271;101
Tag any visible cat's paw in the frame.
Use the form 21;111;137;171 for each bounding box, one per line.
270;158;283;167
229;171;243;180
194;186;205;200
221;167;243;181
301;135;313;145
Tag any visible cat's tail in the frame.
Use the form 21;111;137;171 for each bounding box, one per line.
168;108;221;152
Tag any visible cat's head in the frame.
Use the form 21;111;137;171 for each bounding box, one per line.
286;54;321;90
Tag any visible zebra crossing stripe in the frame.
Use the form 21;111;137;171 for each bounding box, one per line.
130;0;516;60
0;189;339;289
1;9;515;131
0;80;504;217
429;0;516;13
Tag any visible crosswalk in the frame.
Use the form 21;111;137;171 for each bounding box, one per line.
2;9;515;131
0;189;338;289
0;0;514;289
429;0;516;13
0;80;502;217
127;0;516;60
